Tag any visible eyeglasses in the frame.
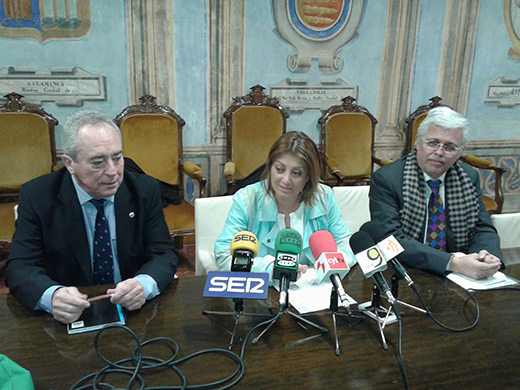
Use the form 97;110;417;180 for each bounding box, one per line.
422;139;462;154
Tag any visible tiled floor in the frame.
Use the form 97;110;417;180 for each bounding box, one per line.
0;244;196;295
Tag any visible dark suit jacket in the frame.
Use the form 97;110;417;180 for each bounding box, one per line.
6;168;178;313
369;156;503;275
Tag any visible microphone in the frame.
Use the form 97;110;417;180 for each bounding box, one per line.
359;222;413;286
350;231;397;307
309;230;356;310
273;229;302;311
203;230;267;309
230;231;259;272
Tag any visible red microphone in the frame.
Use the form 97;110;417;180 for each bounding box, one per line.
309;230;355;310
309;230;350;282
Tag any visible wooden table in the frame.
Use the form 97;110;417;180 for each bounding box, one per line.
1;265;519;390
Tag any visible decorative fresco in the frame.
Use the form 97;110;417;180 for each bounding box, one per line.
288;0;351;40
272;0;366;72
0;0;90;42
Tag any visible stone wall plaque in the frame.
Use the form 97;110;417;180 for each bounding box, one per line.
484;77;520;108
269;78;358;113
0;66;106;106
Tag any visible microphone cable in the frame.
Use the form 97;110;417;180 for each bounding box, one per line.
240;310;283;356
416;283;520;332
395;314;410;390
409;283;480;332
69;324;245;390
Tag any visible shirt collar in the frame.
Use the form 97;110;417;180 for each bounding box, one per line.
422;171;446;184
71;175;115;205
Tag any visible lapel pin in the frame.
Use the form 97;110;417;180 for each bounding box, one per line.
129;212;135;218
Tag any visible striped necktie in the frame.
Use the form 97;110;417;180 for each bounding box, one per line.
426;180;447;251
90;198;114;284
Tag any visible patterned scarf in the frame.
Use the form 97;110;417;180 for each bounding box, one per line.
401;149;479;251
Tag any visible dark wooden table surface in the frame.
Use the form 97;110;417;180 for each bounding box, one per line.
1;264;519;390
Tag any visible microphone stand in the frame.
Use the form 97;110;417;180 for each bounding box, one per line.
305;287;365;356
329;288;365;356
203;298;273;350
391;273;428;315
359;274;427;350
252;276;329;345
358;284;397;350
327;288;365;356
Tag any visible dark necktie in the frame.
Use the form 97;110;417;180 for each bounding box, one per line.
90;198;114;284
426;180;447;251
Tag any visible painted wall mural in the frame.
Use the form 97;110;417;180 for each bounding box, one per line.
0;0;90;42
271;0;365;72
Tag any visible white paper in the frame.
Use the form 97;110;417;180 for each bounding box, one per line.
274;268;358;314
447;271;519;291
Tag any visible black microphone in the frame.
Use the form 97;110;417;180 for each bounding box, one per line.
359;221;414;287
350;231;397;308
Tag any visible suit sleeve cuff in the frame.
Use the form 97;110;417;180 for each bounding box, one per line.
35;285;63;314
134;274;160;300
445;254;455;275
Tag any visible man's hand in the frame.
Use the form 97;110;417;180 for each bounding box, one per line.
107;278;145;311
51;287;90;324
449;251;502;280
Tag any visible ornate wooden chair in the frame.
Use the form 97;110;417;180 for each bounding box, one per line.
0;92;58;259
405;96;505;214
318;96;389;186
223;85;289;194
114;95;207;248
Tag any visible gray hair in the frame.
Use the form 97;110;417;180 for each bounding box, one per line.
415;106;469;147
62;110;121;160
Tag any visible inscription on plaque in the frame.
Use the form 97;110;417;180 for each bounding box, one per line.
0;66;106;106
484;77;520;108
269;79;358;113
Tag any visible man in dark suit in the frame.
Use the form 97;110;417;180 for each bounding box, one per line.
369;106;503;280
6;111;178;324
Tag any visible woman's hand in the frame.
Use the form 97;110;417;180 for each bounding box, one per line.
297;264;308;280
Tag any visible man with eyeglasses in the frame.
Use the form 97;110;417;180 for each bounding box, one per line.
369;106;504;280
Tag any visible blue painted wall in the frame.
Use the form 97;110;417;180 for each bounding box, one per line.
0;0;518;149
0;1;129;147
410;0;446;110
173;0;207;146
468;0;519;139
244;0;386;143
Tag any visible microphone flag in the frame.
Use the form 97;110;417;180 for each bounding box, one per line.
309;230;349;282
273;229;302;283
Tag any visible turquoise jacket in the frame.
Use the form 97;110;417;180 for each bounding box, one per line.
214;181;357;283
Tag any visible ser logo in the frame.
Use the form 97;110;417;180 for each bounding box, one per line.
203;271;269;299
232;233;257;245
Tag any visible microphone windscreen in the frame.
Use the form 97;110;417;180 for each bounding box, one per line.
309;230;337;260
230;231;259;257
274;229;302;254
350;231;376;255
360;221;385;243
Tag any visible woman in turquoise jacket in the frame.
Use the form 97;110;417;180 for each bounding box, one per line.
214;131;357;284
